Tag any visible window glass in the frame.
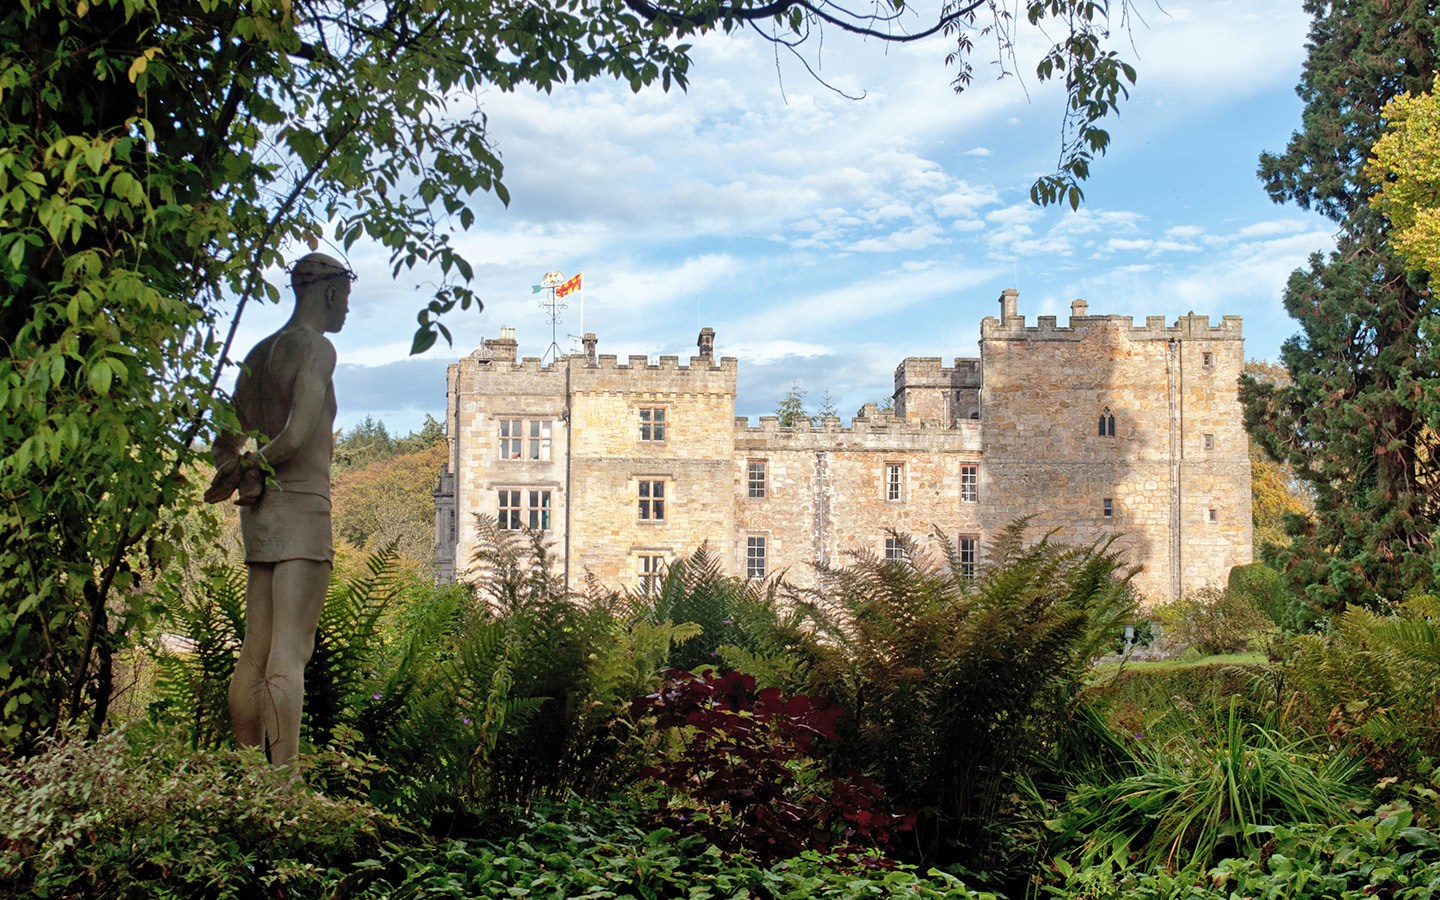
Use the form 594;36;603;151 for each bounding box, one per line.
746;536;767;579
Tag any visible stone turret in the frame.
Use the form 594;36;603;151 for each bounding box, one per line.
582;332;598;365
698;326;715;361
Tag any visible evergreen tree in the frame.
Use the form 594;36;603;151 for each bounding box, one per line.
334;416;395;473
395;413;447;455
1240;0;1440;609
815;391;840;423
775;383;810;428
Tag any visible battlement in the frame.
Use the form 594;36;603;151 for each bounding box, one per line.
981;311;1243;341
734;409;976;437
894;356;983;388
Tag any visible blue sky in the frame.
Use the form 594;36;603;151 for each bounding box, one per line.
233;0;1333;435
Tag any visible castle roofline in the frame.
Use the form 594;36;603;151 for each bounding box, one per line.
981;311;1243;340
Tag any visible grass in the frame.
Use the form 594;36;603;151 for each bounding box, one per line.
1092;651;1266;674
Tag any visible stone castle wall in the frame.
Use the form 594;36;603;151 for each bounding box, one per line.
978;300;1251;599
434;292;1253;602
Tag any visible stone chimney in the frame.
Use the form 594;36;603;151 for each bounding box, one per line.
1071;298;1088;319
483;325;518;363
582;332;598;365
697;326;715;360
999;288;1019;324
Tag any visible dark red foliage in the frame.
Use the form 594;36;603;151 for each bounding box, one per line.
632;669;914;863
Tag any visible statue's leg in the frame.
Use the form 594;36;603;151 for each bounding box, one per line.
230;562;275;750
263;558;331;764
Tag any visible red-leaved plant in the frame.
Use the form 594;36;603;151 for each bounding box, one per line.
632;669;914;863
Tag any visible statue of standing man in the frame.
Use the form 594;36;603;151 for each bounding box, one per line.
205;252;352;764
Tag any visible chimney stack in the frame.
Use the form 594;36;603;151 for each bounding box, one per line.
999;288;1019;324
483;326;518;363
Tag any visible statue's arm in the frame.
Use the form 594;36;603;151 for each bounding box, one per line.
204;384;252;504
257;334;337;468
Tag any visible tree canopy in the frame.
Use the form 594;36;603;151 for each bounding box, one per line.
1241;0;1439;610
1368;74;1440;276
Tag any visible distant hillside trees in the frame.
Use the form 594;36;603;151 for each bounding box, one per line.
331;417;447;573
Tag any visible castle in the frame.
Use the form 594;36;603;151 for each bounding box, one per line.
433;290;1253;602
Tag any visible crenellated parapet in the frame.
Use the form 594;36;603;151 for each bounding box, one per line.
734;410;981;452
570;352;738;397
981;309;1243;342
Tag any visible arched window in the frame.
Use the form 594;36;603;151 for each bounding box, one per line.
1098;407;1115;437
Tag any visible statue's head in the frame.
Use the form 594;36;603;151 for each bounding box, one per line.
290;253;355;333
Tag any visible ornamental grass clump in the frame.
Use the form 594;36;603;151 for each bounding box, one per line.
1051;699;1368;874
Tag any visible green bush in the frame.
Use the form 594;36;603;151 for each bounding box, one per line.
1085;659;1275;747
146;530;693;832
349;797;997;899
1227;562;1319;633
1151;585;1274;655
1049;699;1367;875
1283;595;1440;780
0;728;390;899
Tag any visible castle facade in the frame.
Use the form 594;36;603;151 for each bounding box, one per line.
433;291;1252;601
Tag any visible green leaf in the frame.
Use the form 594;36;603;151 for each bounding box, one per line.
87;361;112;396
411;328;438;355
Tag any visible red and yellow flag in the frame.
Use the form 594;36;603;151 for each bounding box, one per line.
555;271;583;298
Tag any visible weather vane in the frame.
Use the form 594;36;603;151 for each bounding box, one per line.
532;270;584;364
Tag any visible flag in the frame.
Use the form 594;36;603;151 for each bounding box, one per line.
555;272;583;298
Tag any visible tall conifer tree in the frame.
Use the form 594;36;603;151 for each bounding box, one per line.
1241;1;1440;608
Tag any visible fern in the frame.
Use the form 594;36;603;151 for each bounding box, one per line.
306;544;404;745
787;520;1137;868
148;566;245;749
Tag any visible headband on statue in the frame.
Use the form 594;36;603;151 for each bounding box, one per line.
288;254;357;289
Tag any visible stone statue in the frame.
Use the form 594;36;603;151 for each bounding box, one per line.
205;252;352;764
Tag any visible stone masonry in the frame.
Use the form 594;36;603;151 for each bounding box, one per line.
434;292;1253;602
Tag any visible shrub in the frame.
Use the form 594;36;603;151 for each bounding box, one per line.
1227;561;1319;633
1049;699;1368;875
1151;585;1274;656
147;530;692;831
1043;803;1440;899
0;728;390;899
350;797;996;899
633;669;913;862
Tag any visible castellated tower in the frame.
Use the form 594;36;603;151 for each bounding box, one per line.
435;293;1252;603
978;292;1252;600
433;328;737;589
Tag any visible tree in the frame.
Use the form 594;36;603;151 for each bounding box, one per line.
1243;362;1313;559
332;442;448;567
394;414;446;456
1368;74;1440;276
774;383;809;427
814;390;839;422
334;416;396;473
0;0;1140;751
1241;0;1440;610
